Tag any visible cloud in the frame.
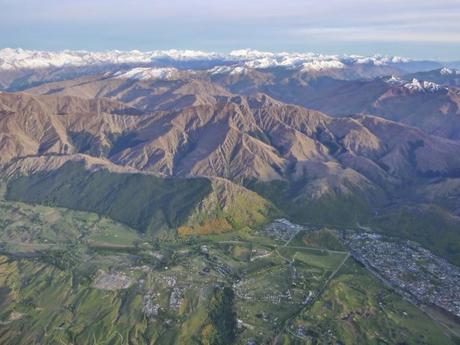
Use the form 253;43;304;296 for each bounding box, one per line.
294;25;460;44
286;0;460;45
6;0;458;22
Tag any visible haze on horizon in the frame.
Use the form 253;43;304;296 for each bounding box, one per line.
1;0;459;61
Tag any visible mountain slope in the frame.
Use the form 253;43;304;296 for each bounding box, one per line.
0;92;145;164
212;74;460;140
3;90;460;231
4;159;213;233
2;154;278;235
23;68;460;140
3;91;460;192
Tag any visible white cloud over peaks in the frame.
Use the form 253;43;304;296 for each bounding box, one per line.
294;26;460;44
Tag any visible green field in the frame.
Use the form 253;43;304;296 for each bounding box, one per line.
0;197;143;248
289;228;347;251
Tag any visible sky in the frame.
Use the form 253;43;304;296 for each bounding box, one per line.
1;0;459;60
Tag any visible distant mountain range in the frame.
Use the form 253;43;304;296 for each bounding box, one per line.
0;48;451;90
0;48;432;71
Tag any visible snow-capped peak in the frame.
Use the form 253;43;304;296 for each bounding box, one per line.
403;78;445;93
385;76;446;93
208;65;248;75
301;60;345;72
440;67;459;75
113;67;179;81
385;75;405;85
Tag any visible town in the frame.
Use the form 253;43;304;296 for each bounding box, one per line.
349;232;460;318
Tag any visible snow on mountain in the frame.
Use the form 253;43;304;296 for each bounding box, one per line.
301;60;345;71
403;78;445;93
228;49;411;70
113;67;179;80
0;47;418;73
440;67;459;75
385;75;406;86
350;55;411;66
385;75;446;93
0;48;220;71
208;65;249;75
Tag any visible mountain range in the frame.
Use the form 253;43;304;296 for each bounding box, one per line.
1;49;460;265
1;48;460;345
0;48;452;90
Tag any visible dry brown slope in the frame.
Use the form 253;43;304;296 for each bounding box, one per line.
3;91;460;205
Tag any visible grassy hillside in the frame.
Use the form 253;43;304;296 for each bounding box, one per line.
5;161;213;234
178;183;281;237
246;180;373;227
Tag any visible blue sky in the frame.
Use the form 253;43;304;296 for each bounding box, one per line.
1;0;459;60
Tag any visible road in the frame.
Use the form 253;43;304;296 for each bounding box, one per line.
218;240;348;255
325;252;350;285
271;252;350;344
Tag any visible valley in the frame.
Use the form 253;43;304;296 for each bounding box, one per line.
0;186;459;344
